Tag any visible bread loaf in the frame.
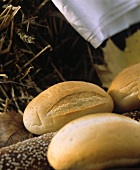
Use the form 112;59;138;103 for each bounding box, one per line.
47;113;140;170
0;132;56;170
123;111;140;122
108;63;140;113
23;81;113;135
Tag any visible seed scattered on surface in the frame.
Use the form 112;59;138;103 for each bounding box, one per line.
0;132;56;170
123;111;140;122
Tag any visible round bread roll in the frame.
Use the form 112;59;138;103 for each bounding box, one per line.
108;63;140;113
47;113;140;170
23;81;113;135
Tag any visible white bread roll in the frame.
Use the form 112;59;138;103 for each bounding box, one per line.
108;63;140;113
23;81;113;135
47;113;140;170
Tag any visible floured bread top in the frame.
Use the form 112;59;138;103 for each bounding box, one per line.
47;91;107;117
23;81;114;134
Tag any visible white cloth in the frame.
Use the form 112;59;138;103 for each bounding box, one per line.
52;0;140;48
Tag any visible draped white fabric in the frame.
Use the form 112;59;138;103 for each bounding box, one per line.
52;0;140;48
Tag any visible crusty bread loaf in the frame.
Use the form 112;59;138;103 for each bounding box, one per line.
47;113;140;170
23;81;114;135
108;63;140;113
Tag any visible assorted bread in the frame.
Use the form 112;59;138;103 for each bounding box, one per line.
23;81;114;135
47;113;140;170
108;63;140;113
1;64;140;170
